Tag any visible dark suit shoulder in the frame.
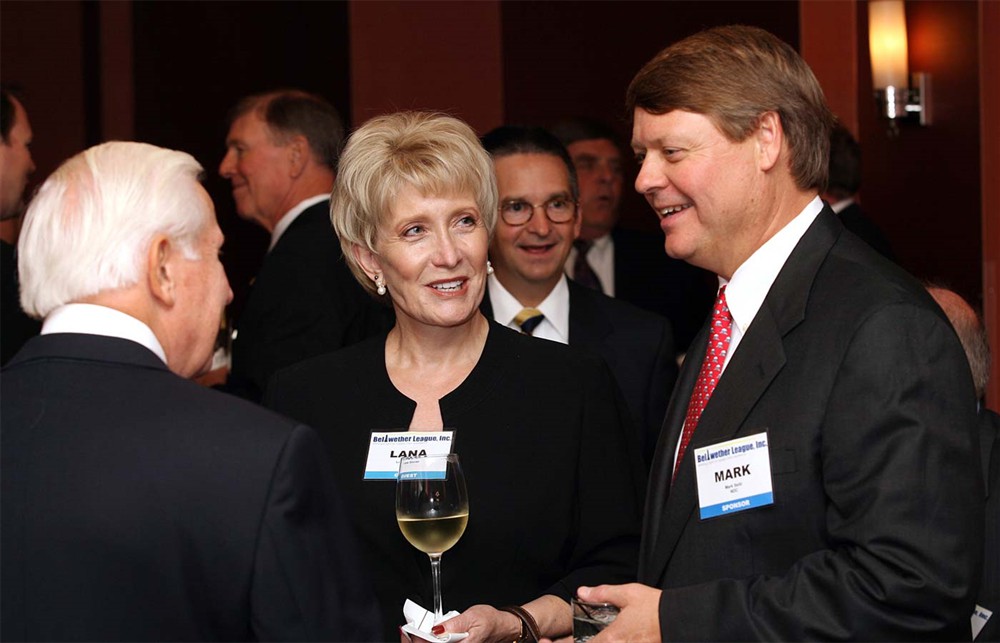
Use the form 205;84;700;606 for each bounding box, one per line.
820;230;941;317
572;279;671;329
269;204;340;260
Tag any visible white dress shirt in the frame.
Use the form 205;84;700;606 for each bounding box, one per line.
42;303;167;365
564;233;615;296
487;273;571;344
673;196;824;469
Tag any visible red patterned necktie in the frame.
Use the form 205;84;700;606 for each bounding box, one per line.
673;286;732;482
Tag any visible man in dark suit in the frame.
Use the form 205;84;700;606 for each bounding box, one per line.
928;285;999;641
1;85;41;364
1;141;381;641
579;26;982;640
821;123;895;260
219;89;384;401
550;118;714;353
480;125;677;469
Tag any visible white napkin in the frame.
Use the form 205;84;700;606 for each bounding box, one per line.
401;599;469;642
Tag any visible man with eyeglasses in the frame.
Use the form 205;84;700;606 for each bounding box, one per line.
480;126;677;470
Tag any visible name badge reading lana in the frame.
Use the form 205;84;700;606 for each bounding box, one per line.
364;431;455;480
694;432;774;519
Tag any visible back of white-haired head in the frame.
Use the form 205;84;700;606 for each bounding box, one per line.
19;141;207;319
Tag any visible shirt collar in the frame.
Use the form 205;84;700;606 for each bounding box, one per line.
269;194;330;250
828;197;855;214
723;196;824;336
41;303;168;365
487;273;571;343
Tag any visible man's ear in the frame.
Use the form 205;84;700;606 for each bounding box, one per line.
147;234;177;307
288;135;309;178
755;111;784;173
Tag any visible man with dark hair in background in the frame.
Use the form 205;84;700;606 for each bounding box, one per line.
0;85;41;364
480;125;676;470
219;89;384;401
550;117;713;353
822;123;895;260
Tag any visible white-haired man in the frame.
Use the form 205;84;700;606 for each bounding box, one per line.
1;142;381;641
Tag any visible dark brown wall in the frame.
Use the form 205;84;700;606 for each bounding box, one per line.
349;1;503;134
2;0;986;348
0;1;88;199
857;0;982;305
500;0;800;233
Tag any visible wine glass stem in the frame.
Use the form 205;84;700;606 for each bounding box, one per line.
429;552;444;619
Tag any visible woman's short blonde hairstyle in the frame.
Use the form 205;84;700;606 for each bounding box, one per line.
331;111;497;295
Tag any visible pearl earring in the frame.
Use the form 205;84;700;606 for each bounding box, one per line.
486;260;494;275
374;274;387;296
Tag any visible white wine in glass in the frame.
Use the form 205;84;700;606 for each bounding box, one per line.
396;454;469;620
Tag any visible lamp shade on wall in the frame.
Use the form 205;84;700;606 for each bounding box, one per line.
869;0;909;90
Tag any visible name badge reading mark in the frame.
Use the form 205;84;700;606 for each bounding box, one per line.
364;431;455;480
694;431;774;519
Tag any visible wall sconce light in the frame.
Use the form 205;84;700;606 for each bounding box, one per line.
868;0;930;131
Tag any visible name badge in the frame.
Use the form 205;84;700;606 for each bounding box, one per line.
972;604;992;640
694;431;774;519
363;431;455;480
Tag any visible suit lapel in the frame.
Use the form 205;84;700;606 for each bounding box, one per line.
641;207;841;586
638;320;709;578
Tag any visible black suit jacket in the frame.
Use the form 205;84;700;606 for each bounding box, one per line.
482;281;677;470
640;208;982;640
1;240;41;365
228;201;388;401
1;333;381;641
610;226;715;353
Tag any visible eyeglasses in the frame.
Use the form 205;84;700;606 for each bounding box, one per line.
499;196;578;226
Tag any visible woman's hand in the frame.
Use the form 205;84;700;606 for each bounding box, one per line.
430;604;521;643
429;595;571;643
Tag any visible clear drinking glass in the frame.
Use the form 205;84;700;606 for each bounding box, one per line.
396;454;469;620
572;598;619;642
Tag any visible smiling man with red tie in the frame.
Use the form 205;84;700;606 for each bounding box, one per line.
577;25;983;642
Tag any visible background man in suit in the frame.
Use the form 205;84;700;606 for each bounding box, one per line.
480;125;677;469
1;141;380;641
550;118;714;353
821;123;895;260
219;89;383;401
0;85;41;364
579;25;982;640
928;285;998;641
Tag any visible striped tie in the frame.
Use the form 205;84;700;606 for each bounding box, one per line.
514;308;545;335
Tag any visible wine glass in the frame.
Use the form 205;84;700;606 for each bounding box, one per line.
396;453;469;620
